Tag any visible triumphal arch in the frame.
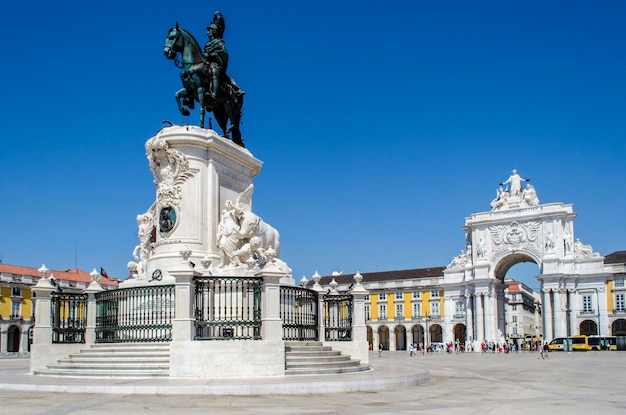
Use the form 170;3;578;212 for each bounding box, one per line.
442;170;606;347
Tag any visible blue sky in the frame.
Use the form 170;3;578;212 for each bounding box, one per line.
1;1;624;290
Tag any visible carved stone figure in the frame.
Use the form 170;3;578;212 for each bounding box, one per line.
574;238;600;259
236;210;281;257
216;184;281;268
447;250;468;269
129;207;156;279
231;236;265;266
216;202;241;267
477;239;486;259
564;232;572;255
522;183;539;206
545;231;555;253
499;169;529;197
490;186;508;210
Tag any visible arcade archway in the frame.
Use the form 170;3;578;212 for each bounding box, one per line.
580;320;598;336
430;324;442;343
394;326;407;350
453;323;466;342
411;324;424;345
612;319;626;336
7;325;20;353
378;326;389;350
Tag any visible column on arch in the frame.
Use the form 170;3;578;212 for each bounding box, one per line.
542;288;553;340
390;326;397;351
475;293;484;342
553;289;566;338
485;291;497;341
465;293;474;342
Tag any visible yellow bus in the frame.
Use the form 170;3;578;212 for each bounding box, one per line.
571;335;591;351
589;336;618;351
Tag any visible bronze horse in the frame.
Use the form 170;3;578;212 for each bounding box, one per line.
164;24;244;147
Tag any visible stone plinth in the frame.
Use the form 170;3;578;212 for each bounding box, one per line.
123;126;263;287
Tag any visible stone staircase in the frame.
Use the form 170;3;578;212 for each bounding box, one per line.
33;343;170;378
284;341;369;375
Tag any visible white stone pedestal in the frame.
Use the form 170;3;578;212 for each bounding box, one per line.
122;126;263;287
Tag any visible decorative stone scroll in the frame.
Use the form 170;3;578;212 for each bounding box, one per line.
145;136;194;208
488;220;542;260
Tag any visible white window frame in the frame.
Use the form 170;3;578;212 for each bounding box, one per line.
412;302;421;319
431;301;440;317
395;303;403;319
582;295;594;314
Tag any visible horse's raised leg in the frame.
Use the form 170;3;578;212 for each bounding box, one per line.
197;86;205;128
175;88;191;116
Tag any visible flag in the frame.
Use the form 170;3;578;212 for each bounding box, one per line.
100;267;109;279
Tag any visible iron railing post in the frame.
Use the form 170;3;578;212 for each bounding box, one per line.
170;267;199;342
83;278;104;345
258;268;284;342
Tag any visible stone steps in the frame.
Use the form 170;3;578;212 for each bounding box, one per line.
33;343;170;378
284;341;369;375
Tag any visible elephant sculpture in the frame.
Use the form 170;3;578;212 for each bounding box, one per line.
237;211;280;257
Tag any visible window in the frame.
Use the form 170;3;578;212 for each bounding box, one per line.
379;292;386;301
513;327;518;335
616;294;625;312
582;295;593;314
395;292;403;301
364;294;369;301
412;291;421;299
431;302;440;317
12;287;21;297
512;316;517;323
430;290;439;298
412;303;421;318
11;301;21;319
512;304;517;311
365;305;370;320
379;304;387;319
455;301;465;317
396;304;403;319
615;278;625;288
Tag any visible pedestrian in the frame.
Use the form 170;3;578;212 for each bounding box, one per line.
538;343;544;359
543;342;549;359
378;342;383;358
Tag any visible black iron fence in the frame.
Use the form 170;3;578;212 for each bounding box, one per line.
280;286;319;341
95;285;174;343
324;294;353;341
194;276;262;340
51;292;87;344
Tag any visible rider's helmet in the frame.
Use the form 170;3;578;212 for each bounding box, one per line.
208;11;225;38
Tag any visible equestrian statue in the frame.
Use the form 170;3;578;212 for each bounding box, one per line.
164;12;245;147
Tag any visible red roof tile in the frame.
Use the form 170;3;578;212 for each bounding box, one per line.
0;264;118;287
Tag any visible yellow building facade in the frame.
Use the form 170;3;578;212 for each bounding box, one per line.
0;264;118;355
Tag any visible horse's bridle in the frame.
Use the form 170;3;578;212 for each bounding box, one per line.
165;29;184;68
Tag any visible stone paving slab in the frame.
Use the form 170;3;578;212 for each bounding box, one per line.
1;350;626;414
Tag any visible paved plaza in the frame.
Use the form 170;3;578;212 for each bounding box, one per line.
1;350;625;414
